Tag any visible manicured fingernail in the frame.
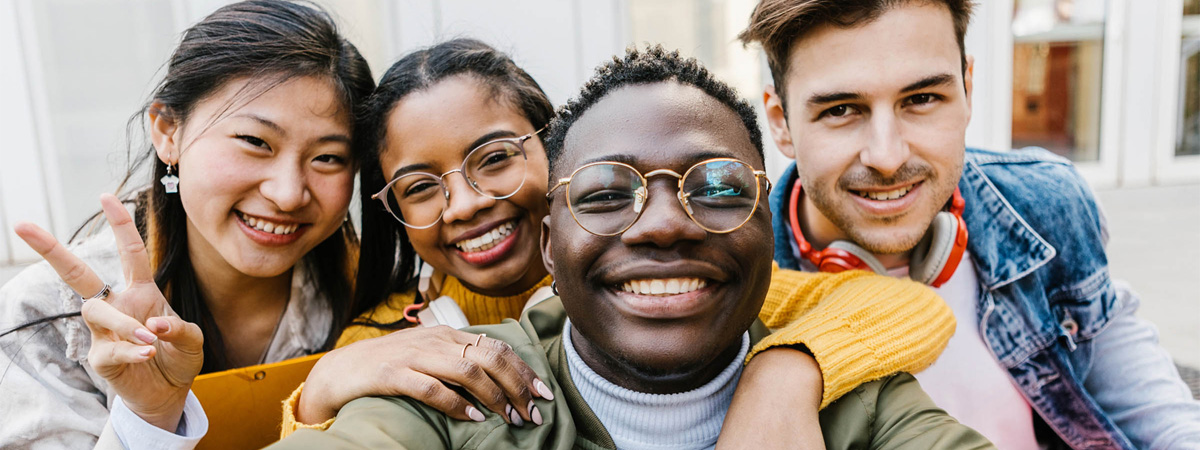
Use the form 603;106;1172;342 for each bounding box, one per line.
133;328;157;345
466;405;485;422
139;347;153;357
528;400;542;426
507;404;524;426
534;379;555;400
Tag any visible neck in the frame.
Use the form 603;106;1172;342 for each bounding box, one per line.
186;230;292;367
567;323;744;395
461;264;550;298
799;190;911;269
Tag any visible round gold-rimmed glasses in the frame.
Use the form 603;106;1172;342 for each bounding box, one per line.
372;129;543;229
546;158;770;236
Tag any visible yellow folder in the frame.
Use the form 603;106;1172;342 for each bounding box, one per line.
191;352;325;449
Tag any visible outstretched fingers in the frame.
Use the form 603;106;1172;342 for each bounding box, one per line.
14;222;107;300
99;193;153;285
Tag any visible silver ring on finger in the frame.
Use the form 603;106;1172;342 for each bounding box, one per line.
474;333;486;347
84;284;112;301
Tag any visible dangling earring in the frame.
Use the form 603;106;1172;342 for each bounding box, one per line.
160;163;180;194
551;281;558;296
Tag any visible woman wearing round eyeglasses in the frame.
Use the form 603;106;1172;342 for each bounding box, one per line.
281;39;955;441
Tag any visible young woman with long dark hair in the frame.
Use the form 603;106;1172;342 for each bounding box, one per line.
0;1;372;446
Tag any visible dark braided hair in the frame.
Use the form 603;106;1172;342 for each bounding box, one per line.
543;45;764;177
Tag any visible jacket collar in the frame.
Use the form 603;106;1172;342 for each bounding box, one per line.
770;157;1056;290
958;155;1056;289
523;297;770;449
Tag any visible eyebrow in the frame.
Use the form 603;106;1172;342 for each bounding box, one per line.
900;73;957;93
806;73;959;107
575;150;741;169
232;113;351;144
389;129;521;180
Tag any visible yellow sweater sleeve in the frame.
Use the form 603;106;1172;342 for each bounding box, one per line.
279;291;420;438
755;266;955;409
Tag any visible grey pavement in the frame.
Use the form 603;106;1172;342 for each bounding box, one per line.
1096;183;1200;368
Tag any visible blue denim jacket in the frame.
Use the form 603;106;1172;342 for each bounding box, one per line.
770;147;1169;449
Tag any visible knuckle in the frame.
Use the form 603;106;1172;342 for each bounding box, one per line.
122;240;147;256
484;389;507;407
483;338;511;353
63;264;89;285
455;358;483;379
479;349;509;371
415;378;445;402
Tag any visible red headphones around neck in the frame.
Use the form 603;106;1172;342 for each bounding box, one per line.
788;180;968;288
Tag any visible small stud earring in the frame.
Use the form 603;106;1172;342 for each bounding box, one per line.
160;164;180;194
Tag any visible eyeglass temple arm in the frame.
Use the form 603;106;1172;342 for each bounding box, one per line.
546;178;571;199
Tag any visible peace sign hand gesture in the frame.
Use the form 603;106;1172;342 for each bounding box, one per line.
15;194;204;432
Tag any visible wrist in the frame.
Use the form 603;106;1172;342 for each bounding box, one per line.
129;387;192;432
295;360;338;424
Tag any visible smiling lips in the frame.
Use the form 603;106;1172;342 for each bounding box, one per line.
236;211;307;245
851;183;916;201
621;278;709;296
454;221;516;253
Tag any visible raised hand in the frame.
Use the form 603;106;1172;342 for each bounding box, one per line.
297;325;554;426
15;193;204;431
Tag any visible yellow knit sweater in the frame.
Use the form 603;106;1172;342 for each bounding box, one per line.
280;268;953;435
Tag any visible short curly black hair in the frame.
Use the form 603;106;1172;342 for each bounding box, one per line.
543;45;764;177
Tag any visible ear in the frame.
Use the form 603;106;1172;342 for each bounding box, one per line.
148;101;180;165
763;85;796;159
963;55;976;115
540;215;555;277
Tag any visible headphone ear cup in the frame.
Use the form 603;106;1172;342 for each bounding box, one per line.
910;212;957;285
826;241;888;274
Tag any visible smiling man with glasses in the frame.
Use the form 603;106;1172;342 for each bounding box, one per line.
269;46;993;450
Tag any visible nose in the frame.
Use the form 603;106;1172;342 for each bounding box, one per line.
859;111;910;176
260;161;311;212
440;172;496;224
620;181;706;247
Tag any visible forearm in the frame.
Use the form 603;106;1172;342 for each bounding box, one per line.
759;269;954;407
718;347;824;449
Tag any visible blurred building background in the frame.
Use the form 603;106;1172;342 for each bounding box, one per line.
0;0;1196;366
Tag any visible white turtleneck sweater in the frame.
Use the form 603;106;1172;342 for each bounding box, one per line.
562;320;749;450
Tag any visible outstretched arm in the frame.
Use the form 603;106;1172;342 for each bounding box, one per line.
755;268;953;407
718;269;953;447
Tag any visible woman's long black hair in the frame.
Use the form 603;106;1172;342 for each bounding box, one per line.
2;0;374;374
351;38;554;328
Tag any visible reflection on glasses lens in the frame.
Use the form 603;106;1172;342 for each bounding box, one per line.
566;159;760;235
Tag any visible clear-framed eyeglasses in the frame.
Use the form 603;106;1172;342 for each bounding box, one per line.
546;158;771;236
372;128;544;229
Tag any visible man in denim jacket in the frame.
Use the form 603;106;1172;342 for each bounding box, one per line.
739;0;1200;448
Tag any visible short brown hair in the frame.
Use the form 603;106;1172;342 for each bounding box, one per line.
739;0;975;101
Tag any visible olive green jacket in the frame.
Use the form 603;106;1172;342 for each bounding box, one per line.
269;298;993;449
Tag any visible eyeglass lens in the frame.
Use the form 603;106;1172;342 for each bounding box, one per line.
384;139;528;228
567;160;759;235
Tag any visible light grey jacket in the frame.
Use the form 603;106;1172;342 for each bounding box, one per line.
0;228;331;449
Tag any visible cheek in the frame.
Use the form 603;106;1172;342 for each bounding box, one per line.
311;172;355;214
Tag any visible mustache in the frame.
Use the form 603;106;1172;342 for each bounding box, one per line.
836;162;933;189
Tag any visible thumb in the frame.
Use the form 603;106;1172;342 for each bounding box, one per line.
146;316;204;354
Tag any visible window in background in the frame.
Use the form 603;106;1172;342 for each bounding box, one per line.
1179;0;1200;157
29;0;178;229
627;0;761;108
1011;0;1107;162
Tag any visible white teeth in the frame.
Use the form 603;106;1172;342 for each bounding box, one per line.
239;213;299;235
620;278;709;296
455;221;517;253
857;185;914;201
